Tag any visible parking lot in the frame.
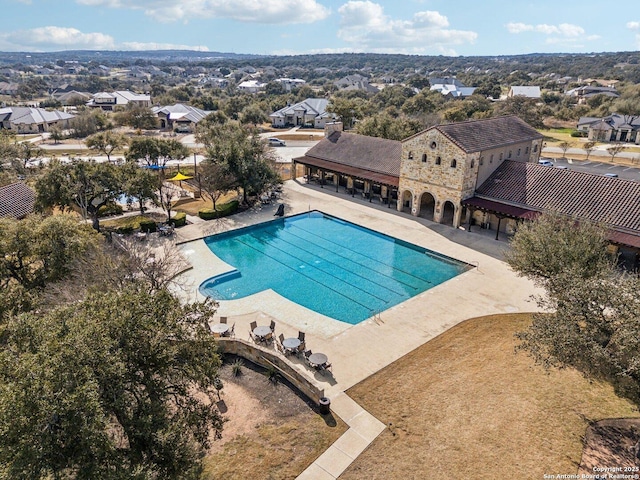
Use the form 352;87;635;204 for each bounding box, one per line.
541;157;640;181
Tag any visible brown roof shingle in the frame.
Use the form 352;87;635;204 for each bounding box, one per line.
0;182;36;219
475;161;640;233
406;115;543;153
297;131;401;177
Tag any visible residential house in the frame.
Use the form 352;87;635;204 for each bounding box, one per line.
152;104;211;133
429;77;476;98
0;82;19;96
507;86;541;99
0;106;74;133
86;91;152;110
565;85;619;103
237;80;266;93
0;182;36;219
275;78;306;92
577;113;640;144
334;74;379;93
269;98;336;128
294;115;640;261
52;90;92;106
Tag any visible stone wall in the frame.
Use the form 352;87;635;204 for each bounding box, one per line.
217;338;325;404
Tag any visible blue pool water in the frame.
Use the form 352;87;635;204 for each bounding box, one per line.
199;211;471;324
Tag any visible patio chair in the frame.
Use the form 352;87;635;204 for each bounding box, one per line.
303;350;312;365
250;320;257;331
220;316;227;324
229;323;235;338
297;341;306;355
321;361;332;373
263;331;274;344
275;341;285;354
249;331;258;343
278;333;285;345
269;319;276;332
298;331;305;342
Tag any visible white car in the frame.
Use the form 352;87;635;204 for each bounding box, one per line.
538;159;554;167
268;138;286;147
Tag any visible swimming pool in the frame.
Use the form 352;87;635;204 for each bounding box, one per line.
199;211;472;324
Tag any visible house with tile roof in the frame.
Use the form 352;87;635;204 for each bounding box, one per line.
0;182;36;219
152;104;211;133
0;106;74;133
269;98;336;128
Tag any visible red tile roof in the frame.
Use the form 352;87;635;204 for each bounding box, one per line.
475;160;640;235
0;182;36;219
405;115;543;153
297;131;401;177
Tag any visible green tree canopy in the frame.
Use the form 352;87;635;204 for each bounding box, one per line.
35;160;122;231
506;212;640;407
0;284;223;479
85;131;127;162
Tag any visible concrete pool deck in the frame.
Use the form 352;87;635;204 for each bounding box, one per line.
173;178;543;478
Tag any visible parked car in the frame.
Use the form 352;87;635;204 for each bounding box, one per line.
538;159;554;167
268;138;286;147
604;173;619;178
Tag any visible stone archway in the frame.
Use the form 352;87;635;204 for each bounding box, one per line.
400;190;413;214
441;201;456;226
418;192;436;221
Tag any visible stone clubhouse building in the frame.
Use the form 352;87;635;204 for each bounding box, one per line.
294;115;640;267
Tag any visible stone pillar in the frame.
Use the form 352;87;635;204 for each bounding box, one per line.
453;204;462;228
433;201;442;223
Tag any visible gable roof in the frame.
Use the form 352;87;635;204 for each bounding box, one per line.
294;131;401;186
475;160;640;234
0;182;36;219
404;116;542;153
578;113;640;132
270;98;329;118
0;107;74;125
152;104;211;123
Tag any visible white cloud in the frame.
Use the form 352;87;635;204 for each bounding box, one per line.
75;0;330;24
506;21;585;37
505;21;601;49
627;21;640;30
336;1;477;54
0;26;116;51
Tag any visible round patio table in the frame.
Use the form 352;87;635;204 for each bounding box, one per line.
253;326;271;339
308;353;328;368
210;323;229;335
282;337;301;352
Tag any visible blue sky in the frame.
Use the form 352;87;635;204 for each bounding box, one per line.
1;0;639;56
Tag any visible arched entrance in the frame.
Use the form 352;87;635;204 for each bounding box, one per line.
441;201;456;226
418;192;436;221
400;190;412;214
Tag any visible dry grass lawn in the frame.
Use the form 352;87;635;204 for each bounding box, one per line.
202;357;346;480
342;314;640;480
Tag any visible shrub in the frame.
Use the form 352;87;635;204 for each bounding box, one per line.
231;359;243;377
98;202;123;217
570;130;587;137
198;200;239;220
115;225;134;235
170;212;187;227
139;219;157;233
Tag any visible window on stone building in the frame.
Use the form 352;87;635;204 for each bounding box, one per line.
533;144;538;152
451;159;457;168
435;156;441;165
499;153;503;161
421;153;427;163
525;146;529;154
408;151;413;160
470;160;475;168
480;157;484;165
430;141;437;149
490;154;494;163
517;148;521;156
508;150;512;159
